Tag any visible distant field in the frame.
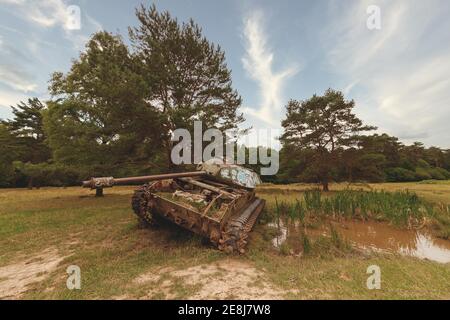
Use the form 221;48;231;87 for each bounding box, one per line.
259;180;450;205
0;181;449;299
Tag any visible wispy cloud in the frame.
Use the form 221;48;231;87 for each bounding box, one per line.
0;88;28;119
323;0;450;145
0;89;27;108
1;0;77;30
0;0;103;116
0;35;38;92
0;0;104;119
241;10;300;126
0;65;37;92
0;0;102;49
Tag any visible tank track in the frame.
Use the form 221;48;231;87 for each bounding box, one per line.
218;198;265;253
131;183;156;226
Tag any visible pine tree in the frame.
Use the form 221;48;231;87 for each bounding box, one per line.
280;89;376;191
3;98;50;164
129;4;244;168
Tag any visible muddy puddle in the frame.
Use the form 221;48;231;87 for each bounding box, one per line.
270;219;450;263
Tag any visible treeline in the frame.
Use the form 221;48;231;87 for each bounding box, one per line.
276;89;450;189
277;133;450;184
0;5;449;189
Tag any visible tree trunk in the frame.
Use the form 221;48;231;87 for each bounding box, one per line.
167;143;173;171
27;177;33;190
165;132;174;172
322;181;329;192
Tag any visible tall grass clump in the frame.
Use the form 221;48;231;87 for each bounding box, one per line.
304;189;322;214
327;189;428;227
432;203;450;239
268;189;437;228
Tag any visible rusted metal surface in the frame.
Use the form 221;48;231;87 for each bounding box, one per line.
178;177;235;199
82;171;207;189
84;161;265;253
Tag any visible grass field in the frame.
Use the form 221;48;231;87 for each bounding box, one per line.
1;181;450;299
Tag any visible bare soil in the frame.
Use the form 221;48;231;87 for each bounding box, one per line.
0;248;66;299
134;258;287;299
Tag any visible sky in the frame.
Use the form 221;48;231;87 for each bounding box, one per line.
0;0;450;149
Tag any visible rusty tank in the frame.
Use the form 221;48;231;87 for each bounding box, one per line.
82;160;265;253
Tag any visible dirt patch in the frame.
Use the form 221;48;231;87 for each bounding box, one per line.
134;259;287;300
0;248;67;299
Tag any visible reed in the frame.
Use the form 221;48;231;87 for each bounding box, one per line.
267;189;438;228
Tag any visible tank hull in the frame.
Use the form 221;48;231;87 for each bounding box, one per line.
131;178;265;253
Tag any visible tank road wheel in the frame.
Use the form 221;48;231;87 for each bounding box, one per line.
131;184;157;227
218;228;247;254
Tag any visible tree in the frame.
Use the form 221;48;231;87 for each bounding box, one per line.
280;89;376;191
277;145;315;183
47;31;165;176
13;161;81;188
444;149;450;171
1;98;51;188
2;98;50;164
341;148;386;182
358;133;402;168
340;133;402;182
0;124;18;186
403;142;425;166
424;146;445;168
129;4;244;168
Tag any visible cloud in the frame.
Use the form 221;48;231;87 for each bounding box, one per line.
323;0;450;146
0;35;38;92
0;0;102;49
0;65;37;92
1;0;75;30
241;10;300;126
396;130;430;141
0;89;28;119
0;24;60;49
0;1;103;119
0;90;26;107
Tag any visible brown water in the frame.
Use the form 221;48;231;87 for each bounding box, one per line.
270;219;450;264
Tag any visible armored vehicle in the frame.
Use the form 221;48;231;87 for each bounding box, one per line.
82;160;265;253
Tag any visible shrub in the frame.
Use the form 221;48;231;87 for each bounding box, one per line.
427;167;447;180
417;159;431;168
385;167;417;182
13;161;83;187
415;167;432;180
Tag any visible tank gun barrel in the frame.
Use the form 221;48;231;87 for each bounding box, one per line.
82;171;207;189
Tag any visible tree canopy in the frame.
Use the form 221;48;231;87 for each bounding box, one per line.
129;4;244;167
2;98;50;164
280;89;376;190
46;31;166;175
